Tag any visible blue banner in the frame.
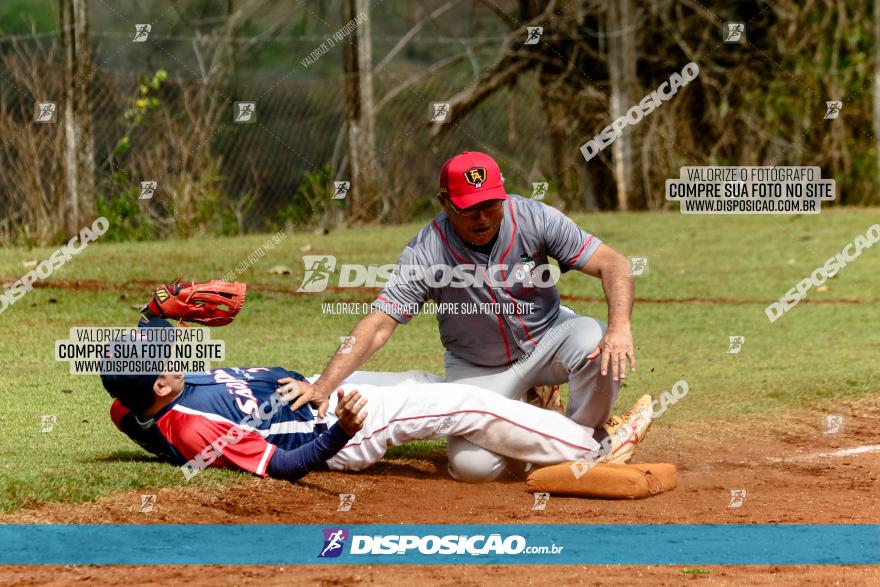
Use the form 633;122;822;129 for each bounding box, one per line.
0;524;877;565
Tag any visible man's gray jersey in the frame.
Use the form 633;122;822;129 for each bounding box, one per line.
372;195;602;367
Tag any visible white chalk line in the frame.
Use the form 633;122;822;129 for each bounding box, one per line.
728;444;880;465
803;444;880;459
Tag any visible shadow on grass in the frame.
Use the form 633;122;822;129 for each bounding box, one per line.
86;450;166;464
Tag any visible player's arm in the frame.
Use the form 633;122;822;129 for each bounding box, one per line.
580;243;635;382
280;244;429;415
267;390;367;481
539;202;635;382
317;311;398;391
176;391;365;480
277;311;398;415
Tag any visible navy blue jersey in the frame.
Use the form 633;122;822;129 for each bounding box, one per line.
113;366;325;477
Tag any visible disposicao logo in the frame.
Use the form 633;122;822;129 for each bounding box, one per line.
318;528;349;558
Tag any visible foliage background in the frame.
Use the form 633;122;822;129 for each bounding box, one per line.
1;0;878;245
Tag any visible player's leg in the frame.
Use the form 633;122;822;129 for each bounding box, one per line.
342;370;442;387
444;383;601;464
441;308;619;480
508;306;618;429
325;381;600;473
544;307;619;429
443;353;528;399
307;370;441;387
439;310;602;481
442;353;535;482
444;437;505;482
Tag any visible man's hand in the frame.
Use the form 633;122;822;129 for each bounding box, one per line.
277;377;331;417
286;312;398;419
580;245;635;382
334;388;367;436
587;324;636;382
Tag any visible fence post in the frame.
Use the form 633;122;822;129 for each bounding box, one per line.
874;0;880;181
607;0;636;211
342;0;380;224
59;0;96;233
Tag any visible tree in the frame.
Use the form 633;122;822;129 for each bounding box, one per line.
428;0;611;210
59;0;95;233
342;0;381;224
874;0;880;180
606;0;636;210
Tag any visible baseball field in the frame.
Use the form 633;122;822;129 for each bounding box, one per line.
6;0;880;582
1;210;878;584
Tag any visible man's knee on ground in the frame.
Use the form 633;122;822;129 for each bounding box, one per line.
446;438;507;483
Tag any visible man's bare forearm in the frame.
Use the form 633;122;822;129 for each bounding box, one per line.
582;245;634;329
600;256;634;329
312;311;397;395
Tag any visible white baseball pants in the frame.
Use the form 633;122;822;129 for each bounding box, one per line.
443;307;621;482
320;370;600;472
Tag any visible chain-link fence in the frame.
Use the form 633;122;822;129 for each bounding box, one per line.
0;30;558;244
6;0;880;245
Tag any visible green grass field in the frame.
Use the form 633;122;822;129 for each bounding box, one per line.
1;209;878;512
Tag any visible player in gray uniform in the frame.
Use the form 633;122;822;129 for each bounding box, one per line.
288;151;638;482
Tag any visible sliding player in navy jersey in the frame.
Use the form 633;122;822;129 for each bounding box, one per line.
104;282;651;483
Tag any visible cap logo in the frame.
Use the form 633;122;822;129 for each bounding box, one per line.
464;167;487;189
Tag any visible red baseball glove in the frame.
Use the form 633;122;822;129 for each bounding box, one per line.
143;279;246;326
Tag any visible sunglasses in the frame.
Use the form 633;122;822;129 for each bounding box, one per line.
443;197;505;218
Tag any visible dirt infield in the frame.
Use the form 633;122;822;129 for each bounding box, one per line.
2;396;878;584
3;564;879;586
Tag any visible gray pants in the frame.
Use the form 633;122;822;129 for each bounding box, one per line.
443;306;620;482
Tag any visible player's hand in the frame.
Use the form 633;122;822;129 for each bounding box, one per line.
334;388;367;436
277;377;330;417
586;323;636;382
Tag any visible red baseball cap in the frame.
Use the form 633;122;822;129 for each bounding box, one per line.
439;151;507;209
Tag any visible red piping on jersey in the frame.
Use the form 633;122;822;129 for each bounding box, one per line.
432;219;512;363
341;409;598;452
431;219;469;264
496;199;517;270
496;199;538;346
377;294;413;318
474;268;512;363
568;235;595;266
